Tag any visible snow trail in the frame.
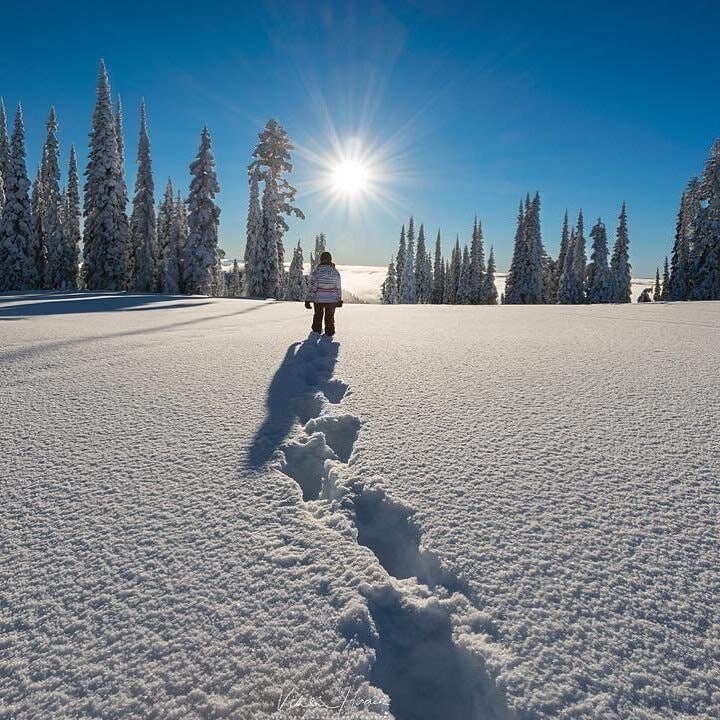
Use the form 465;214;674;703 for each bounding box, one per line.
252;333;515;720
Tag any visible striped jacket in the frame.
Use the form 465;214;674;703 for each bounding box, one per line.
308;263;342;303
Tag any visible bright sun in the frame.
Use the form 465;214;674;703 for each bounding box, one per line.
331;160;369;195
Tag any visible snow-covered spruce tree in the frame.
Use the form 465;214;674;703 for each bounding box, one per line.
653;268;661;301
285;240;306;300
395;224;406;297
0;99;9;211
558;228;581;304
211;249;226;297
29;163;47;288
682;178;703;296
668;193;691;300
254;177;281;297
610;202;632;303
415;223;431;302
480;246;498;304
504;199;527;304
432;229;444;303
690;140;720;300
62;145;81;289
661;256;670;301
469;216;485;303
0;103;35;290
637;287;652;303
129;102;157;292
83;61;129;291
555;210;570;290
248;119;304;286
586;218;612;303
442;258;451;303
574;210;587;301
313;233;326;270
400;217;416;303
43;107;69;290
243;167;263;295
230;258;241;297
174;191;188;291
448;236;462;304
182;126;221;295
457;244;472;304
524;192;544;304
381;259;398;304
157;179;180;293
541;251;557;304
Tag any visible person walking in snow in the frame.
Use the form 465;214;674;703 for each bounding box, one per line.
305;251;343;337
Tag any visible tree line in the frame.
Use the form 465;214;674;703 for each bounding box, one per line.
381;196;632;305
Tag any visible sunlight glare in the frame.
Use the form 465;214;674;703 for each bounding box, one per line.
332;160;369;195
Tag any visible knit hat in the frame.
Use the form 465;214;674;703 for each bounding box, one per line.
319;251;333;264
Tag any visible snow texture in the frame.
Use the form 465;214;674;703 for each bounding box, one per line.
2;294;719;719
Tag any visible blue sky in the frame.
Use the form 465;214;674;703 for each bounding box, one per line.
2;0;718;276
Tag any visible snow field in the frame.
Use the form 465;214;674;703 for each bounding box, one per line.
2;293;719;719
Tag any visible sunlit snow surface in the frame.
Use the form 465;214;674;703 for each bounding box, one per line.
1;293;719;719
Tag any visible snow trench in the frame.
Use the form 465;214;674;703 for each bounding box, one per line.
249;335;516;720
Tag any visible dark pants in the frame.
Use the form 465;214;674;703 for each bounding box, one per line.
312;303;337;336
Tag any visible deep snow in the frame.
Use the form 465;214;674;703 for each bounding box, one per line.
1;293;718;719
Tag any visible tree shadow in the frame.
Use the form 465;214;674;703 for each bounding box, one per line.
0;302;274;364
246;336;340;468
0;292;195;317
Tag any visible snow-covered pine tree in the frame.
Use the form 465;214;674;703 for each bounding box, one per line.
653;268;661;301
480;246;498;304
395;224;406;297
689;140;720;300
555;210;570;290
610;202;632;303
83;61;129;291
443;258;451;303
29;163;46;288
381;259;398;304
661;256;670;301
457;244;472;304
586;218;613;303
174;191;188;291
0;103;34;290
415;223;431;302
525;192;544;304
244;168;264;296
448;236;461;304
42;107;68;290
668;193;691;301
285;240;306;300
256;176;281;297
62;145;81;289
682;178;703;296
313;233;326;270
558;228;582;304
574;210;587;301
230;258;241;297
248;119;304;285
0;99;9;212
400;217;416;303
129;101;157;292
432;229;444;303
637;287;652;303
469;216;485;303
182;126;221;295
211;249;226;297
157;179;180;293
541;251;557;303
504;199;527;304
